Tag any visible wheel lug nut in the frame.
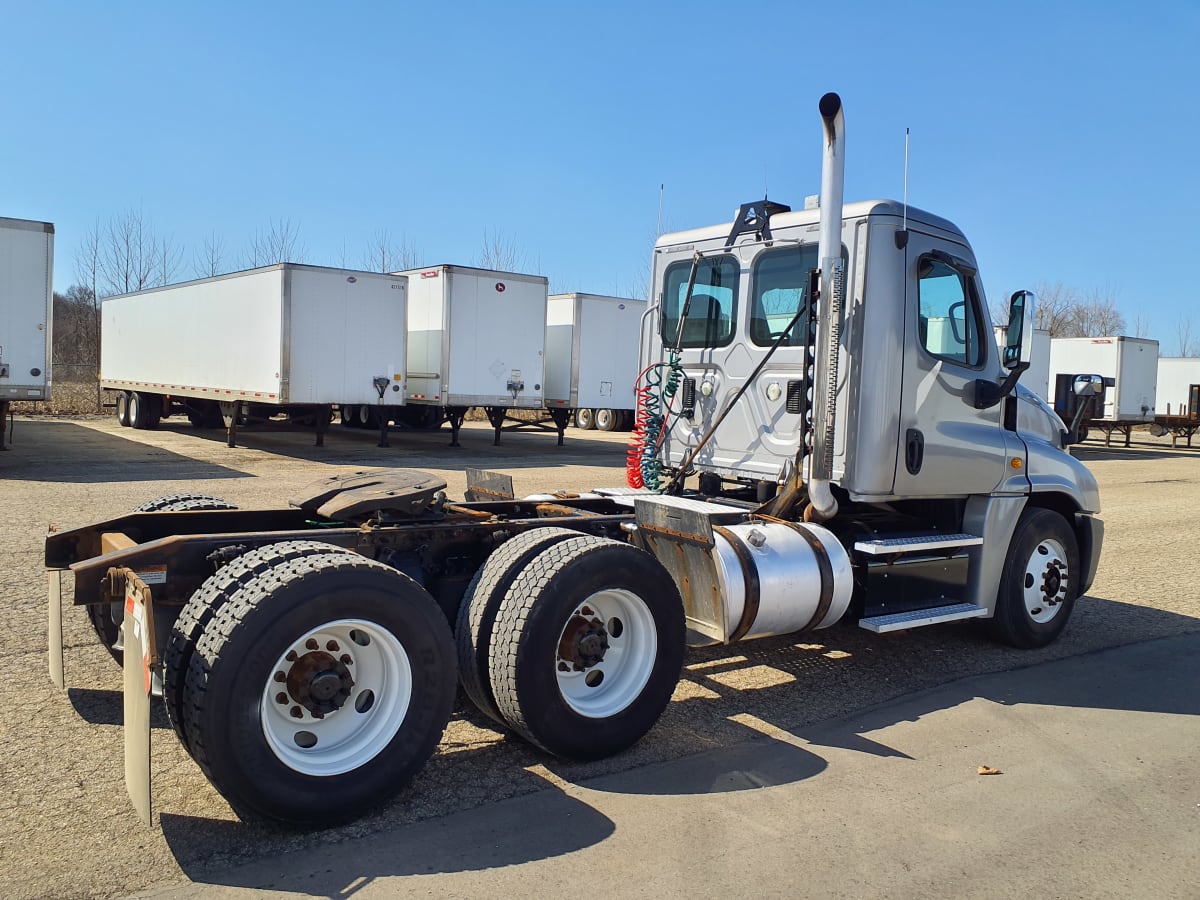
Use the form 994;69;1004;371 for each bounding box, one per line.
305;638;319;650
290;706;303;719
273;671;286;682
326;640;340;652
340;654;353;665
285;650;298;662
275;692;288;704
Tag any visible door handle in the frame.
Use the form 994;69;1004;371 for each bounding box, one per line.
905;428;924;475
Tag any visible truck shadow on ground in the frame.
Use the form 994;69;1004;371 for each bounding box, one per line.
153;596;1200;893
0;419;249;483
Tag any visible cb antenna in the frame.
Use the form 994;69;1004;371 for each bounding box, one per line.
903;126;910;232
656;183;664;237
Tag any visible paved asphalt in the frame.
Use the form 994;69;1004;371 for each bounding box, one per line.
135;632;1200;899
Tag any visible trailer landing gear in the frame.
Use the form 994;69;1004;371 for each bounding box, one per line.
445;406;468;447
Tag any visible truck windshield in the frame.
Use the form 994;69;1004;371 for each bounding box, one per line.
661;255;738;349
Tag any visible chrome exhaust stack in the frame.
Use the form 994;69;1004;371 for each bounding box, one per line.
807;92;845;521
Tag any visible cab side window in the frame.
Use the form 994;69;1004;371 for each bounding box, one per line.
917;258;985;367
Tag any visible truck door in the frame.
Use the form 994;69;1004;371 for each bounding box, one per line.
892;232;1009;497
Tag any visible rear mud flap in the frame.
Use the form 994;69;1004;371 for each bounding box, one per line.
122;574;156;828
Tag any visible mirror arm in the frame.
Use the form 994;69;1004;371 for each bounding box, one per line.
973;361;1029;410
1064;388;1098;445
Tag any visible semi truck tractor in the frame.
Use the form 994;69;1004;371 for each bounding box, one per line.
1;216;54;449
46;93;1103;829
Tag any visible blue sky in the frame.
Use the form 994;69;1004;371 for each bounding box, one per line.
2;2;1197;348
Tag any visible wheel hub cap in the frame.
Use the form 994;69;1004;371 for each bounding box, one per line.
558;612;609;671
286;651;354;716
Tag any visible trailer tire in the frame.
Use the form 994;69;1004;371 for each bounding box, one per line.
128;391;145;429
115;391;131;427
489;536;685;760
128;391;160;430
575;408;595;430
989;508;1080;649
595;408;620;432
456;527;582;724
164;540;351;756
183;550;456;825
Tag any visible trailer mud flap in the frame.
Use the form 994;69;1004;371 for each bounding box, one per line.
122;573;156;828
48;571;64;690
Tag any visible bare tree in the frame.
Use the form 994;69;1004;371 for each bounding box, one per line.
477;228;527;272
193;231;227;278
1069;290;1126;337
1031;282;1080;337
74;218;103;333
100;207;160;295
1178;316;1200;357
157;234;183;286
361;229;421;273
1132;311;1151;339
242;218;305;267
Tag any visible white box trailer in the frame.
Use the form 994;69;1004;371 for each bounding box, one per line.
394;265;548;446
1048;336;1158;441
994;326;1050;399
0;217;54;448
545;292;645;432
100;264;407;445
1155;357;1200;417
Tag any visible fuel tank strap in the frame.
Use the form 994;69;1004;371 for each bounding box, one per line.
713;525;760;643
767;518;836;633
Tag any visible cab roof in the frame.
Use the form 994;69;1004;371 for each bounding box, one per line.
654;199;964;250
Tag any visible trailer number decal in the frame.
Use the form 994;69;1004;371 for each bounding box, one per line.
495;282;506;292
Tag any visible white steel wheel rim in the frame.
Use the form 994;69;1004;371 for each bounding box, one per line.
1022;537;1070;624
261;617;412;776
554;588;657;719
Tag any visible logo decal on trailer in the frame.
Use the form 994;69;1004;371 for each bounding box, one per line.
495;282;506;293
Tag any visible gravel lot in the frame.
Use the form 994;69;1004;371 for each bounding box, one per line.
1;415;1197;899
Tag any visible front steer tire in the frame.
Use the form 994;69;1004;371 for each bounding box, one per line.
182;550;456;826
488;535;685;760
988;508;1080;649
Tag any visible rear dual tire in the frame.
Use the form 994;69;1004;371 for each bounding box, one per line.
471;534;685;760
87;494;238;666
179;546;455;825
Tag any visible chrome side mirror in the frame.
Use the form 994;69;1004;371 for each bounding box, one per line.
1003;290;1035;370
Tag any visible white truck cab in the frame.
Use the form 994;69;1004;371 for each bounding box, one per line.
632;93;1102;647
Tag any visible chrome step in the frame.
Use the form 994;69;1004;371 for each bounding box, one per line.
858;602;987;633
854;533;983;556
